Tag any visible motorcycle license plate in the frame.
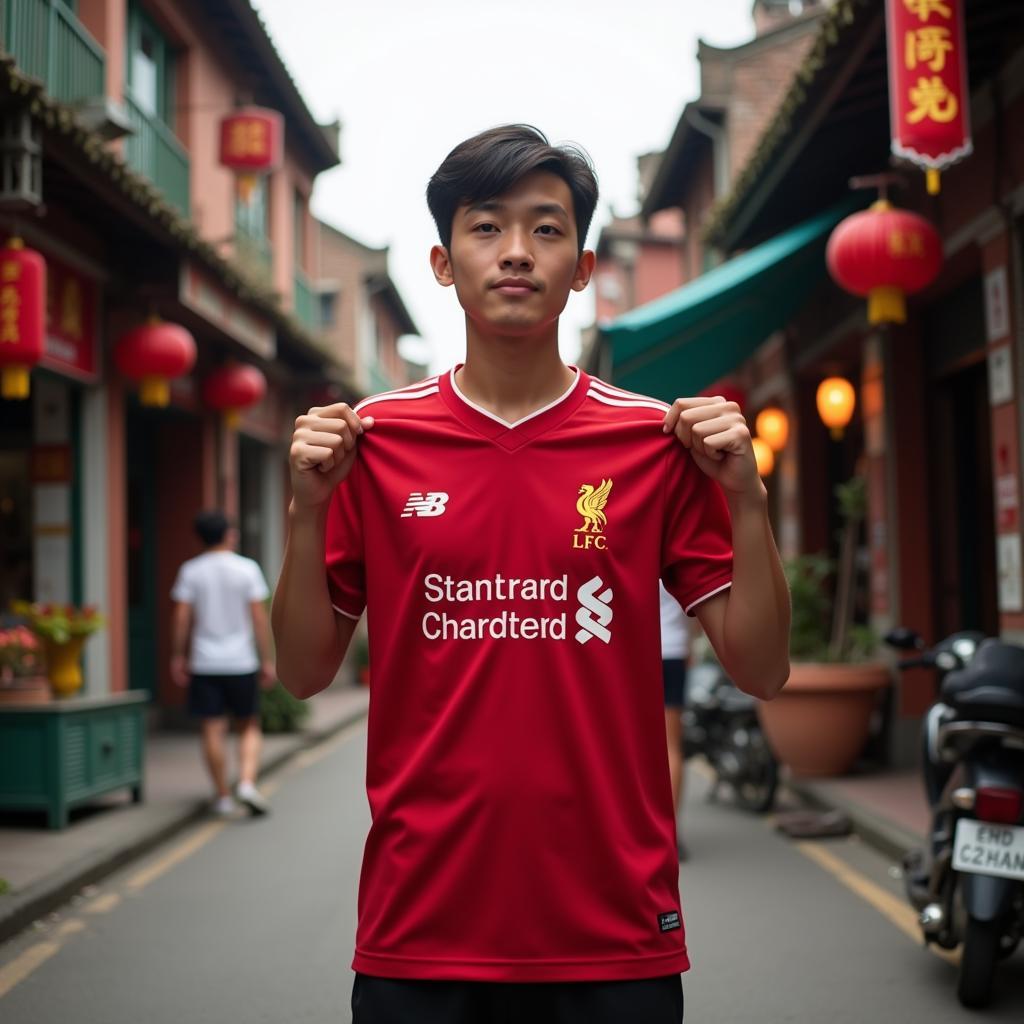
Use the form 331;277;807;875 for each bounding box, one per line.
952;819;1024;880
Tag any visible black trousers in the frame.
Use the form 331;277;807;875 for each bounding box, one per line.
351;973;684;1024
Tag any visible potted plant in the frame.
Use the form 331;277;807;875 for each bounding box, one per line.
0;622;49;704
757;476;890;776
10;601;105;698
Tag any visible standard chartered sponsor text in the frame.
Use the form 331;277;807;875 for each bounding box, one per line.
421;572;612;644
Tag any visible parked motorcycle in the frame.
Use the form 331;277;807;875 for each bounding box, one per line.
682;660;778;814
887;627;1024;1008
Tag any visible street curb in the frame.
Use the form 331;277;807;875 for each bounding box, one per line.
783;779;923;864
0;703;369;947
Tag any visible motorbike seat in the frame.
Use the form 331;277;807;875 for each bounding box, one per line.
940;640;1024;727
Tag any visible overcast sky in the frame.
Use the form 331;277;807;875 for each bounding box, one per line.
252;0;756;373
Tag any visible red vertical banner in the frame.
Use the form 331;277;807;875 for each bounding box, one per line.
886;0;972;193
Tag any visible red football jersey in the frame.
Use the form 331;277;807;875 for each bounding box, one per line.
326;366;733;982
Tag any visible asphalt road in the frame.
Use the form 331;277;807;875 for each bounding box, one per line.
2;717;1024;1022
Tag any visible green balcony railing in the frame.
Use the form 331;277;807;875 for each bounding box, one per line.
1;0;106;107
124;90;190;216
293;267;319;332
235;233;272;290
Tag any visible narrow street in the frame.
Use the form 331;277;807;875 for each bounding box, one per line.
2;718;1023;1023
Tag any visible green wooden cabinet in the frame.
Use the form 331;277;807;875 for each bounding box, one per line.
0;691;147;829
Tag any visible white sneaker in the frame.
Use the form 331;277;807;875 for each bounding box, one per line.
236;781;269;816
212;795;236;817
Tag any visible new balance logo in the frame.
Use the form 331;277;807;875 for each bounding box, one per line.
575;575;613;645
401;491;450;518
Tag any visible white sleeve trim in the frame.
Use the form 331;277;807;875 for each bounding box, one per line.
684;580;732;616
332;603;363;621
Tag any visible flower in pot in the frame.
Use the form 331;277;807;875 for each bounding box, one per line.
0;623;49;703
757;476;890;777
10;601;105;698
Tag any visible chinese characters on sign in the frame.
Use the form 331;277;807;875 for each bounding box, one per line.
886;0;972;193
43;254;97;379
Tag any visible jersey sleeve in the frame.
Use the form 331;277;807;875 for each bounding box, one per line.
325;461;366;620
170;563;193;603
660;444;734;616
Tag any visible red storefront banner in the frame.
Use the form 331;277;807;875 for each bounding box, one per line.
886;0;972;190
40;253;99;381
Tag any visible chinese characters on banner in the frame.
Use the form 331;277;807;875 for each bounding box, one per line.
44;254;98;380
887;0;972;194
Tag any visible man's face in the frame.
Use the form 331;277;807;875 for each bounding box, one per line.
431;170;594;336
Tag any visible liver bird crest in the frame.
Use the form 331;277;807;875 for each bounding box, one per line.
576;478;613;533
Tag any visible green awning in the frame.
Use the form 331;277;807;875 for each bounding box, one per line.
601;198;861;401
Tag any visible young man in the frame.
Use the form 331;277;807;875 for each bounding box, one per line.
171;510;275;817
273;125;790;1023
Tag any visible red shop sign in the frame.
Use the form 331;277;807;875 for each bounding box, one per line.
41;254;99;381
886;0;972;193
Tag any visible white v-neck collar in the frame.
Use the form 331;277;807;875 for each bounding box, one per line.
448;365;581;429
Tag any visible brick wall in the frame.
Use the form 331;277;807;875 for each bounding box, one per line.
728;29;818;187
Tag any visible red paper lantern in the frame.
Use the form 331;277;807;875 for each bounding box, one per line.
203;364;266;428
114;318;196;407
826;200;942;324
219;107;284;204
0;238;45;400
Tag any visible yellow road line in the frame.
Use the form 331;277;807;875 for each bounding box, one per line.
0;942;61;999
125;821;224;892
796;841;959;966
54;920;85;938
82;892;121;915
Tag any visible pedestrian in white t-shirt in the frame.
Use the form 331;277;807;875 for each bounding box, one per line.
660;581;690;857
170;510;274;817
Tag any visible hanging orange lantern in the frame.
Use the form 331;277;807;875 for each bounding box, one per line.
817;377;856;440
219;107;283;204
203;363;266;428
0;238;45;400
114;317;197;407
751;437;775;477
826;200;942;325
754;406;789;453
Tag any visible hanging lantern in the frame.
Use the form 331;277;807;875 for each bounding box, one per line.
754;406;789;453
219;107;283;204
751;437;775;477
114;317;197;407
0;238;45;400
826;200;942;325
817;377;856;440
203;363;266;428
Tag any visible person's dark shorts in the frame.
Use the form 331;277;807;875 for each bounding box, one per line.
351;973;683;1024
663;658;688;710
188;672;259;719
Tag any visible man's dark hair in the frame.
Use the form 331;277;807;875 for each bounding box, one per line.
426;125;599;253
194;510;229;547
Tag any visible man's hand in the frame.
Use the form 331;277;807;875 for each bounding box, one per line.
289;403;375;510
170;654;189;688
663;396;762;497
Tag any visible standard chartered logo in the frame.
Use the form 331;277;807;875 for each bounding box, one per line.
419;572;614;646
574;576;613;645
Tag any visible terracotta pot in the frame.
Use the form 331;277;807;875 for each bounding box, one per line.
0;674;52;704
757;661;890;777
44;636;87;697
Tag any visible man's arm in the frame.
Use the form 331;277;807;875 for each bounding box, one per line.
272;504;357;698
694;488;790;700
272;401;374;699
170;601;192;688
664;396;790;700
